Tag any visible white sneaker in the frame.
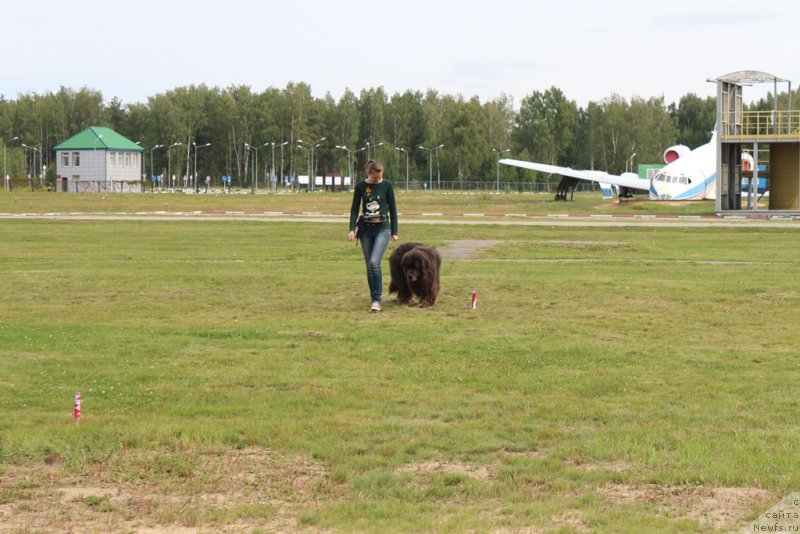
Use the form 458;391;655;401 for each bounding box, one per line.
370;301;382;313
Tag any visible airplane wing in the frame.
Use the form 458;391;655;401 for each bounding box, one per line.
499;158;648;192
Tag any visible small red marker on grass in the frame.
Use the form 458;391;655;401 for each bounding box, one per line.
72;393;81;421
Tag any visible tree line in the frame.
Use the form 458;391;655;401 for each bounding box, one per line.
3;82;788;188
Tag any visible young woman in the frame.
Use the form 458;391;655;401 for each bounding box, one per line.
348;160;398;312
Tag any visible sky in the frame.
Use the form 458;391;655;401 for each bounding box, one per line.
4;0;799;109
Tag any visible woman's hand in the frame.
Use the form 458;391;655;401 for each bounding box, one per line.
348;231;355;241
391;235;399;242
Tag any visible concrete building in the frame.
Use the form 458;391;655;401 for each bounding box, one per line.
53;127;144;192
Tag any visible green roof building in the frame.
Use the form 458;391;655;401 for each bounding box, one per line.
53;127;144;192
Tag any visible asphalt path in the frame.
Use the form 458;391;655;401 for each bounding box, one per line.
2;211;800;228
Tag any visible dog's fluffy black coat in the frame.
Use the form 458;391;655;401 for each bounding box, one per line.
388;242;441;307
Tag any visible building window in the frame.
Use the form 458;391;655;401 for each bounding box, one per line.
62;152;70;167
117;153;122;167
109;152;115;167
73;152;80;166
133;153;138;168
125;153;130;167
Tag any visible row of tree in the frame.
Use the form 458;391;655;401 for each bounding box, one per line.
1;82;788;187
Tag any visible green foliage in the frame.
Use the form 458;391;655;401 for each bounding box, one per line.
1;82;767;190
514;87;577;167
670;93;716;148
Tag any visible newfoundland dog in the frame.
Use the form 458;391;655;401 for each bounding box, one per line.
388;242;441;308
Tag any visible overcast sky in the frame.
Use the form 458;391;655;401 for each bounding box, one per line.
4;0;798;108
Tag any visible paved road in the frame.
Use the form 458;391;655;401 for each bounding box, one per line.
2;211;800;228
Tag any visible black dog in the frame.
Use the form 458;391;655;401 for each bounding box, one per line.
388;242;441;307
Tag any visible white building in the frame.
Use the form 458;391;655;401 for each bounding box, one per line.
53;126;144;192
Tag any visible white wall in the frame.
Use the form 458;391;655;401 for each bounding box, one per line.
56;150;142;183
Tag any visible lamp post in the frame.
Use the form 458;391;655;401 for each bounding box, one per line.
335;145;355;191
249;142;269;190
395;146;410;191
3;135;19;191
297;137;325;192
21;143;40;191
244;143;253;193
364;141;383;160
492;148;511;193
295;142;310;191
627;152;637;173
150;144;163;190
270;141;288;192
418;144;442;190
434;144;444;188
193;142;211;193
167;142;182;189
353;146;367;182
279;140;288;191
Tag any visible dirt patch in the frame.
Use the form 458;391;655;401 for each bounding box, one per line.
597;483;775;529
501;450;550;461
0;447;343;533
437;240;502;260
395;460;492;481
549;508;592;531
565;459;632;473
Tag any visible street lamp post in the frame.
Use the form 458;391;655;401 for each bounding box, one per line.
395;146;410;191
150;144;163;190
270;141;288;192
295;143;310;191
364;141;383;161
167;142;182;189
492;148;511;193
193;142;211;193
418;144;442;190
335;145;355;191
627;152;637;173
245;142;267;193
21;143;41;191
434;144;444;188
297;137;325;192
279;140;288;190
3;135;19;191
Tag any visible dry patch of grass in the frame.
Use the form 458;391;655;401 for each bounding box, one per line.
596;483;775;529
437;240;502;260
0;447;345;532
394;460;493;482
564;459;633;473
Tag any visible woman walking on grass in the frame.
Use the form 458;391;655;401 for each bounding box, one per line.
348;160;398;312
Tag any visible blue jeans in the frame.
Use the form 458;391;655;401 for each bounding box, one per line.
360;227;391;303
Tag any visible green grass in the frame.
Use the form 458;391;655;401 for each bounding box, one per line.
1;199;798;532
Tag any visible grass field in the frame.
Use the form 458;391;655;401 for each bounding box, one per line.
1;192;799;532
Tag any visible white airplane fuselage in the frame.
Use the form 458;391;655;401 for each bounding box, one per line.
648;138;716;200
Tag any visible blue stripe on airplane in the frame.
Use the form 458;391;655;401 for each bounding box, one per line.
650;173;716;200
673;173;716;200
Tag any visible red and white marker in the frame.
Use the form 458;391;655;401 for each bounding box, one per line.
471;291;477;310
72;393;81;421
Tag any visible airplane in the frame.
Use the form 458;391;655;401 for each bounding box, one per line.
499;133;736;201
